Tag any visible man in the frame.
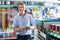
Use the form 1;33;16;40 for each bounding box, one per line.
12;2;34;40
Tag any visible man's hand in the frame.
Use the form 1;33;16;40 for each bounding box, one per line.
28;26;34;30
14;26;26;33
14;26;34;33
19;26;26;30
28;27;32;30
20;26;33;30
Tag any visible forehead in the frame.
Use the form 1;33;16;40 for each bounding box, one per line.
18;5;25;7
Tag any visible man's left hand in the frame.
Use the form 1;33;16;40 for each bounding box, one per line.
29;26;34;30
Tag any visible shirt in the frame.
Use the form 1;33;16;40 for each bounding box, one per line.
12;13;35;35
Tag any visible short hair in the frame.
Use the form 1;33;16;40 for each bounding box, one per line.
18;2;25;5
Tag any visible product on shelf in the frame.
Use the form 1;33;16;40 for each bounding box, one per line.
52;24;56;32
49;24;56;32
36;25;41;30
2;8;8;13
49;24;53;31
56;25;60;34
10;1;14;5
9;32;16;37
49;24;60;34
6;1;10;4
32;7;40;19
43;27;46;34
2;33;8;38
49;24;53;32
8;24;12;29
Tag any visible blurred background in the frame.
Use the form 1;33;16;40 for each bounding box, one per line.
0;0;60;40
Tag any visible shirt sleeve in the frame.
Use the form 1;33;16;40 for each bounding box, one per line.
30;15;35;26
12;17;18;29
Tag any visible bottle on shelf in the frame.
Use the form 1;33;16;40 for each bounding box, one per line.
56;25;60;34
6;1;10;5
2;1;4;5
10;1;14;5
49;24;53;32
52;24;56;32
0;1;1;4
49;24;56;36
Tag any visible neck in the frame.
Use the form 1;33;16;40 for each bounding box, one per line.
19;13;25;16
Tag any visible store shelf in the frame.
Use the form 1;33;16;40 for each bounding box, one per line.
0;4;42;7
0;4;18;7
36;18;60;22
38;35;45;40
37;30;46;40
39;31;46;39
44;18;60;22
0;37;16;39
48;31;60;39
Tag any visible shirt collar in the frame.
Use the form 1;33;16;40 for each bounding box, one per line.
18;13;26;16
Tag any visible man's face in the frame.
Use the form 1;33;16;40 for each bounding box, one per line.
18;5;25;14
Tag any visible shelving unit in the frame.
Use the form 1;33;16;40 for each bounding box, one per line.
0;1;60;40
35;18;60;40
48;31;60;39
37;30;46;40
43;20;60;40
47;23;60;40
0;4;42;8
0;4;18;7
35;19;46;40
48;32;60;40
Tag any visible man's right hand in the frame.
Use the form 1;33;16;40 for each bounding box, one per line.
14;26;26;33
19;26;26;30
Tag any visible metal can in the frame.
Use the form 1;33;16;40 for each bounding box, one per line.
56;24;60;34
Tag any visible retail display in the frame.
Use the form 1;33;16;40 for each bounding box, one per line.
0;7;18;39
49;24;56;32
49;24;60;34
48;24;60;40
0;1;60;40
56;25;60;34
32;7;41;19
